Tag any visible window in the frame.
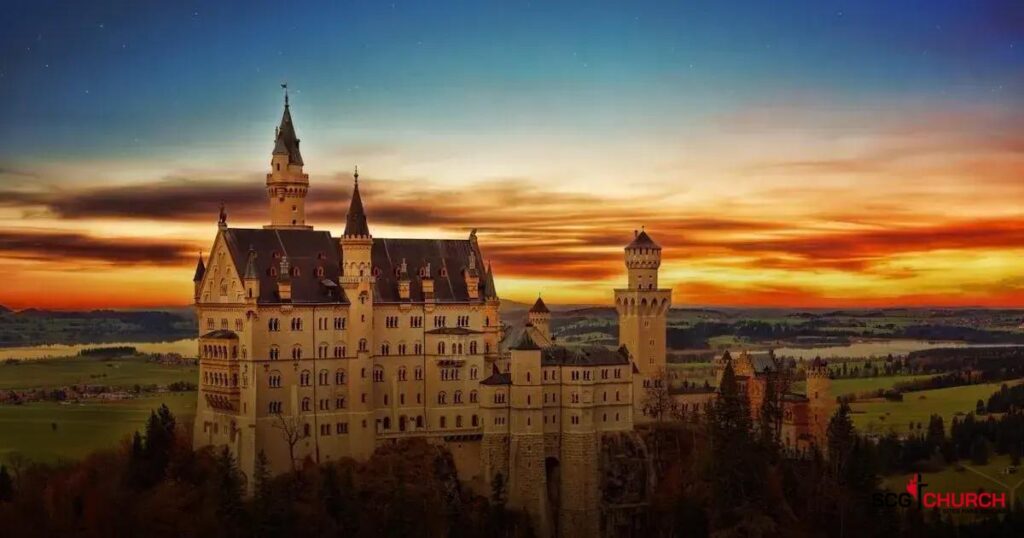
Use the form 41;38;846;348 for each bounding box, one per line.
318;318;328;330
380;343;390;356
457;315;469;327
359;339;368;352
454;391;463;404
398;367;407;381
470;390;478;403
336;422;348;434
437;342;446;355
333;345;345;358
301;397;311;412
493;392;506;404
410;316;423;328
469;341;478;354
456;415;463;428
269;346;280;360
300;370;311;386
318;369;329;385
268;401;283;413
291;318;303;331
470;366;478;380
373;366;384;382
268;318;280;331
398;343;407;355
206;318;214;330
318;344;328;358
414;343;423;355
335;396;346;409
235;319;243;331
433;316;446;328
438;391;447;404
571;415;580;425
471;415;479;427
292;346;302;360
319;398;330;411
269;372;282;388
415;367;423;380
334;317;346;330
440;416;447;429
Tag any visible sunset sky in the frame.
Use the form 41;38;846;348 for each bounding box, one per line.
0;0;1022;310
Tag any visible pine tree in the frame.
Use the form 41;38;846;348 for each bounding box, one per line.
214;446;244;526
0;464;13;502
706;361;763;526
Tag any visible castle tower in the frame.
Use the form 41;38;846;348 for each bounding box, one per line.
613;229;671;421
265;88;311;229
340;168;376;459
506;332;550;537
806;357;832;446
527;296;551;343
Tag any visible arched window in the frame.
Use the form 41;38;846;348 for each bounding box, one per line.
454;390;463;404
318;369;329;385
470;390;478;403
300;370;311;386
380;343;390;356
358;339;368;352
269;346;280;360
438;391;447;404
471;415;479;427
469;341;478;354
455;415;463;428
414;366;423;380
335;369;347;384
398;367;407;381
373;366;384;382
470;366;478;380
440;416;447;429
269;371;282;388
438;341;446;355
318;343;328;358
334;345;345;358
301;397;311;412
292;346;302;360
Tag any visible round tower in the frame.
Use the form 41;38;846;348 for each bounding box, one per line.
806;357;833;446
527;296;551;343
265;87;312;229
624;229;661;291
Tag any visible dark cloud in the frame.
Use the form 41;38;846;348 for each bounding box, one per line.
0;230;194;265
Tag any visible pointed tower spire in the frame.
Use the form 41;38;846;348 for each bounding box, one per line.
343;167;370;237
266;86;310;229
192;252;206;282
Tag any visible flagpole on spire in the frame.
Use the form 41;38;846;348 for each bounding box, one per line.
281;82;289;106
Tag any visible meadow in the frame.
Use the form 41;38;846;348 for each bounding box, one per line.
851;380;1021;435
0;392;196;462
0;355;197;390
880;455;1024;502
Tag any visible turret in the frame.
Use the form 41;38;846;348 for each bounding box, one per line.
192;253;206;301
806;356;833;446
527;296;551;343
625;228;661;290
265;86;311;229
243;246;259;303
421;262;435;302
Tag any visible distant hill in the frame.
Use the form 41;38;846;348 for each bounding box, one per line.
0;304;10;314
0;308;195;347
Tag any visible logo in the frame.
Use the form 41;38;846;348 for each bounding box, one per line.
873;473;1006;511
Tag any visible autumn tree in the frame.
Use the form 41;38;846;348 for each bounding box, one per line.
642;368;676;422
272;413;304;472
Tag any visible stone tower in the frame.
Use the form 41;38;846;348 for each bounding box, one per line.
340;169;376;459
613;229;671;421
806;357;832;445
527;296;551;343
506;332;550;536
265;89;311;229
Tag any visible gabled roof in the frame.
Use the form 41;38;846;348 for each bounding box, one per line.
541;345;630;367
482;262;498;299
627;230;660;250
529;296;550;314
481;371;512;386
273;100;303;166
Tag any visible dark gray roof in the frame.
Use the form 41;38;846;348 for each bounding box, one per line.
482;263;498;300
193;255;206;282
221;228;344;304
748;355;779;374
201;329;238;339
529;297;550;314
481;371;511;385
627;230;660;249
426;327;482;335
219;228;489;305
782;393;809;403
272;102;303;166
541;345;630;367
511;330;541;351
343;178;370;237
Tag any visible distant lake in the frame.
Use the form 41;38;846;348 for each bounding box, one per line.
0;339;198;361
773;339;1016;360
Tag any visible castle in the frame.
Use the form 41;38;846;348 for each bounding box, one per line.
192;95;828;536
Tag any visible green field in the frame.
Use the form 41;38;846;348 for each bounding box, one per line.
0;393;197;463
881;455;1024;500
0;356;197;390
852;380;1021;435
830;374;935;397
